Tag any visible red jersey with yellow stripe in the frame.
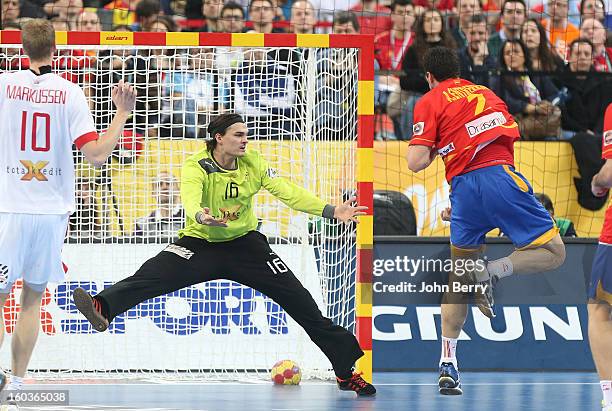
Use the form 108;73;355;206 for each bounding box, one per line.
600;103;612;244
410;78;521;183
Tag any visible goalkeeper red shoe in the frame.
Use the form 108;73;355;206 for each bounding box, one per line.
336;372;376;396
73;287;109;332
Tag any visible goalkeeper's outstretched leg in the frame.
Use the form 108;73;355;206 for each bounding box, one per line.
74;233;376;396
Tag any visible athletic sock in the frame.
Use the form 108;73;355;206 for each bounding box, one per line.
487;257;513;280
8;375;23;391
602;380;612;406
439;336;458;368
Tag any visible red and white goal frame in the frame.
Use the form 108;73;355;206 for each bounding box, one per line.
0;30;374;381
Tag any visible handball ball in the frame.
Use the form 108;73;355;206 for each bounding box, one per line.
271;360;301;385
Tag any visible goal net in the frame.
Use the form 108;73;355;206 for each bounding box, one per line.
0;32;374;381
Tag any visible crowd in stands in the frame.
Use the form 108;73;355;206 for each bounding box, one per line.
2;0;609;236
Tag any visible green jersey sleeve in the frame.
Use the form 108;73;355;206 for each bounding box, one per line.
258;153;333;218
181;155;207;222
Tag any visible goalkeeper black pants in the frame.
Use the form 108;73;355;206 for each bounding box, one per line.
96;230;364;376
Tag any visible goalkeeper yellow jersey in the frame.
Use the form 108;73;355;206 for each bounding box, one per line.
179;148;332;242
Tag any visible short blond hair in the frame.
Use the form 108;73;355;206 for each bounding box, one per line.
21;19;55;61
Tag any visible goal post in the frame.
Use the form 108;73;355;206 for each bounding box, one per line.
0;31;374;381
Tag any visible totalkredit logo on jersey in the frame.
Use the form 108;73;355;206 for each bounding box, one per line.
6;160;62;181
465;112;507;138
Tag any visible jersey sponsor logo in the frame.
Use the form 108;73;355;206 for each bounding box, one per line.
163;244;194;260
267;168;279;178
413;122;424;136
218;205;241;221
465;112;507;138
5;160;63;181
604;130;612;146
437;142;455;156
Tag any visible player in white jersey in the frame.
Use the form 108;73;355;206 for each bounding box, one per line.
0;19;136;400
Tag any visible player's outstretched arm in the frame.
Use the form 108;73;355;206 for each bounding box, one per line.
333;196;368;224
592;159;612;196
80;80;137;166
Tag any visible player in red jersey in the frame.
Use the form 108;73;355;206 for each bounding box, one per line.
588;103;612;411
406;47;566;395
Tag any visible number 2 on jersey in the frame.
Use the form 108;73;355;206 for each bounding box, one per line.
466;93;486;116
20;111;51;152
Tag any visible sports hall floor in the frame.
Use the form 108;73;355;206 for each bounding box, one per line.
19;371;601;410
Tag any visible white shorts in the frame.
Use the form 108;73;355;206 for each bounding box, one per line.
0;213;69;293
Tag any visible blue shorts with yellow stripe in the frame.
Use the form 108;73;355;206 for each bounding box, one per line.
588;244;612;304
450;165;558;249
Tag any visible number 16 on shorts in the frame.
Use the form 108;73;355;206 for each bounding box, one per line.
267;253;288;275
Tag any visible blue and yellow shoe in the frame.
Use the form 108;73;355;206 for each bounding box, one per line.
439;362;463;395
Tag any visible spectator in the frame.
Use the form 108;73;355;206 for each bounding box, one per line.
249;0;284;33
185;0;205;19
103;0;136;28
44;0;83;29
50;17;69;31
375;0;415;131
580;0;606;23
412;0;455;11
194;0;224;32
488;0;527;60
556;39;611;135
332;9;360;33
350;0;392;35
541;0;580;58
77;8;102;32
272;0;291;21
459;14;497;87
219;1;247;33
133;0;162;31
311;0;360;24
0;23;29;70
399;8;455;139
216;3;247;70
69;178;105;240
375;0;415;72
290;0;316;33
493;39;560;138
315;11;360;139
144;14;179;32
0;0;47;23
133;172;184;238
168;0;187;15
521;18;565;72
580;17;612;71
1;0;20;27
452;0;483;49
534;193;578;236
